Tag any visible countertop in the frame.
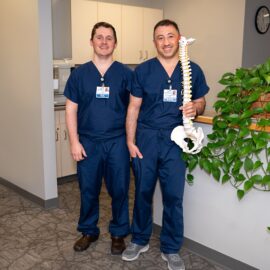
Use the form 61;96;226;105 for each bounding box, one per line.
54;94;66;111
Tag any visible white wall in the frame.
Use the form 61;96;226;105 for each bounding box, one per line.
163;0;246;109
153;123;270;270
0;0;57;201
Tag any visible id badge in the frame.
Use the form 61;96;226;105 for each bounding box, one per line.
96;86;110;98
163;89;177;102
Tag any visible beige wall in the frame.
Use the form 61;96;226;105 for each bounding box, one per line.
0;0;57;201
163;0;246;109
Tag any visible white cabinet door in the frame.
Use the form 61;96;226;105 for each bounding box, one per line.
54;110;77;178
55;112;62;178
71;0;97;64
122;5;144;64
143;8;163;61
122;6;163;64
97;2;122;61
59;111;76;177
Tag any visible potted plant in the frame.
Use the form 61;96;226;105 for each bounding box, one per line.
182;58;270;206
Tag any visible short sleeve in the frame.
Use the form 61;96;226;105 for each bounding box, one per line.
131;68;144;97
124;65;133;92
192;63;209;100
64;69;79;104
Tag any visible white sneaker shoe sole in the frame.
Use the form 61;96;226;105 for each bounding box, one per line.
161;253;185;270
122;244;150;261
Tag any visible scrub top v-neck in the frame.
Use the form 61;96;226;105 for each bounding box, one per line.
64;61;133;140
131;58;209;130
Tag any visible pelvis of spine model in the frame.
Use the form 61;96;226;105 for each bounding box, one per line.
170;36;204;154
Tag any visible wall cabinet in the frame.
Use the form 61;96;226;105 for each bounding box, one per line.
71;0;163;64
97;2;122;61
122;6;163;64
55;110;77;178
71;0;97;64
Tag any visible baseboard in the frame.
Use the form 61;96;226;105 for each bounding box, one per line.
153;224;258;270
0;177;58;209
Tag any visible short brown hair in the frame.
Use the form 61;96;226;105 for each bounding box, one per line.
91;21;117;43
153;19;180;37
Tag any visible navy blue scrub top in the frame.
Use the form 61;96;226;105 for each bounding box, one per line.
64;61;133;140
131;58;209;130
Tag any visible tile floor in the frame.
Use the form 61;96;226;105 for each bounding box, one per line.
0;175;229;270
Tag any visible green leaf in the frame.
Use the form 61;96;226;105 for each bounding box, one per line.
255;139;267;150
212;158;223;167
212;168;221;182
219;72;235;85
233;159;243;172
262;175;270;185
188;158;198;172
267;227;270;232
253;160;263;170
207;133;217;140
186;173;194;184
222;162;230;173
224;133;237;144
239;127;250;138
257;131;270;140
222;174;230;184
234;101;243;112
228;87;241;96
263;58;270;72
244;180;254;191
201;147;211;157
235;174;245;182
257;118;270;126
213;100;227;111
224;148;237;164
240;110;254;119
244;157;253;172
252;107;264;114
247;77;261;88
237;189;245;200
264;102;270;112
216;121;228;129
202;159;212;174
217;89;228;98
249;174;262;183
266;163;270;173
247;92;260;103
239;145;252;157
263;74;270;84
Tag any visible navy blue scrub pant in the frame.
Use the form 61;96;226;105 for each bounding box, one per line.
77;134;130;237
131;128;186;254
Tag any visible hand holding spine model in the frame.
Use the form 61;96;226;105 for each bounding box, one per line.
171;37;204;154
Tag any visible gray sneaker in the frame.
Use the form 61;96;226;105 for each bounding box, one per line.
122;242;149;261
161;253;185;270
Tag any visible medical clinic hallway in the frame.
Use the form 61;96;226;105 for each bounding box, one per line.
0;172;228;270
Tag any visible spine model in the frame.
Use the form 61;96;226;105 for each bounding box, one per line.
171;36;204;154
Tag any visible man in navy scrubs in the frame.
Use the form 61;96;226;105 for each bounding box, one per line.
64;22;132;255
122;19;209;270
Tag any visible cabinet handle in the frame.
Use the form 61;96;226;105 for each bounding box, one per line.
143;50;148;60
64;130;67;140
139;50;143;60
56;128;59;142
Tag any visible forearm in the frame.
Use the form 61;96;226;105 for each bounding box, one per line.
126;106;139;145
194;102;205;116
65;100;79;145
126;95;142;145
193;97;206;116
